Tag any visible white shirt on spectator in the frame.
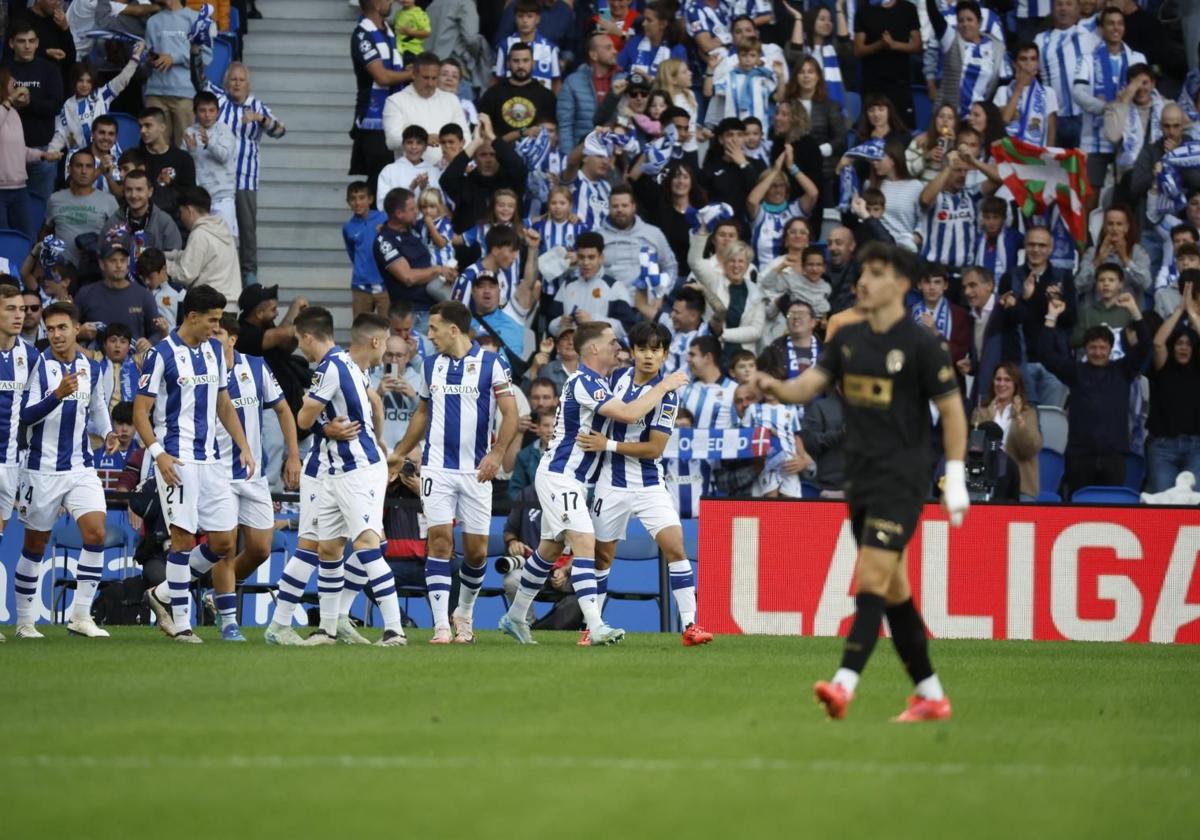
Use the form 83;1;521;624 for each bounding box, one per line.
375;157;441;209
382;87;469;164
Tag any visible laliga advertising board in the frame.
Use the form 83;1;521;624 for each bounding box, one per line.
697;499;1200;644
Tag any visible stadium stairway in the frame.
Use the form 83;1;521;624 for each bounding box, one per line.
244;0;360;338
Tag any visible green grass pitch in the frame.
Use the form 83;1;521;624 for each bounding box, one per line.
2;628;1197;839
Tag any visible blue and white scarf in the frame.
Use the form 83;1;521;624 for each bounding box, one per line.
39;235;67;270
912;297;951;339
188;4;216;47
1118;90;1165;169
1180;69;1200;123
641;124;681;179
1093;43;1129;104
1154;140;1200;217
516;127;554;209
784;335;819;378
633;244;668;299
807;43;845;111
1015;80;1047;144
693;202;733;233
837;139;885;212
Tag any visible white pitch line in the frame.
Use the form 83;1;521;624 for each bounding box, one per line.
0;754;1192;780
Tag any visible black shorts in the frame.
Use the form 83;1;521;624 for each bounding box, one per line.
847;494;923;552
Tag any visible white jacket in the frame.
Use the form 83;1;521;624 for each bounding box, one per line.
166;215;241;310
687;232;767;349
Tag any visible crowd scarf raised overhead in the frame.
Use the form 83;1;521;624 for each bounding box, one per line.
837;138;885;212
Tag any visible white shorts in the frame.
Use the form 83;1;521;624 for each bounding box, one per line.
753;467;802;499
592;482;681;543
421;466;491;534
535;470;592;542
157;460;238;534
231;477;274;530
18;469;107;532
318;461;387;542
298;471;323;542
0;462;20;521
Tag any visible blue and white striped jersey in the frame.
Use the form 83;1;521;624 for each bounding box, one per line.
22;349;111;473
679;376;737;430
570;174;611;230
418;214;456;266
732;0;773;22
667;457;710;518
712;66;777;124
216;351;283;481
1074;43;1147;154
665;324;709;375
540;364;613;483
920;188;980;269
452;258;521;309
994;79;1059;146
598;367;678;489
204;81;279;191
1016;0;1053;19
752;201;806;269
494;33;562;90
741;401;801;460
138;333;228;464
419;342;513;473
0;338;37;465
1037;24;1097;119
306;347;382;475
528;216;588;254
683;0;733;48
942;30;1007;118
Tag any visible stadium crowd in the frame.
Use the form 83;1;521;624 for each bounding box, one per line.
1;0;1199;639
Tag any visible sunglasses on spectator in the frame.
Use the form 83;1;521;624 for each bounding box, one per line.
24;304;40;312
628;89;650;98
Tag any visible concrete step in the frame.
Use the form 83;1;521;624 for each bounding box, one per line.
257;89;351;108
272;129;350;148
258;0;358;21
249;18;357;35
242;32;347;58
259;206;349;225
260;165;354;185
258;184;348;213
250;68;354;94
241;52;349;72
258;221;345;251
267;105;354;133
269;144;351;170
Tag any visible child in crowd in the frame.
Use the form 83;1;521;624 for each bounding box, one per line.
454;189;525;295
730;349;758;385
798;245;832;318
136;248;180;333
1073;264;1136;353
48;46;144;156
974;195;1023;281
526;185;586;296
391;0;431;58
742;116;771;166
735;381;809;499
184;90;239;238
417;187;457;300
97;322;141;409
377;125;440;206
712;40;779;125
342;181;390;317
93;401;140;491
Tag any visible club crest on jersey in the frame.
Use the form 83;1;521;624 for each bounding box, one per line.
886;350;905;374
311;371;324;388
593;388;606;401
466;362;477;375
138;374;151;390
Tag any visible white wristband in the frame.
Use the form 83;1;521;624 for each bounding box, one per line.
605;440;618;453
945;460;965;484
148;442;165;460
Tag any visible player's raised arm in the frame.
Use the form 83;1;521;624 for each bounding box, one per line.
755;364;830;407
599;369;689;424
216;389;255;480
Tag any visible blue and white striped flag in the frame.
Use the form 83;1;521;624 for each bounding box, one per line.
39;235;67;269
641;124;679;179
663;426;780;461
633;243;667;299
838;138;885;211
694;202;734;232
189;4;217;47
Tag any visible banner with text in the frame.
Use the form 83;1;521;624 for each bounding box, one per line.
697;499;1200;644
663;427;779;462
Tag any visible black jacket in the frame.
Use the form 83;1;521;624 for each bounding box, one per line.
440;139;528;232
4;55;63;146
800;394;845;491
700;151;763;221
1002;263;1077;362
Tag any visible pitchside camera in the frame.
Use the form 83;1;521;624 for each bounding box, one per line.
495;555;526;574
965;421;1005;503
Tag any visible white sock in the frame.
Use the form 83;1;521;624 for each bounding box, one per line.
166;550;192;630
358;548;402;633
71;545;105;620
339;553;367;618
14;549;43;626
595;567;610;613
317;559;343;635
832;668;860;695
667;560;697;626
270;549;318;627
456;561;486;617
424;556;452;629
571;557;603;631
189;543;219;577
915;674;945;701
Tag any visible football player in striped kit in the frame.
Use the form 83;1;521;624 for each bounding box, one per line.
386;300;519;644
0;289;36;643
292;309;407;647
13;302;120;640
576;321;714;647
135;285;255;644
203;315;302;642
499;321;689;645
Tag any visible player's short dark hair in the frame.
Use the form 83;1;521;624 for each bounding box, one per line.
352;312;390;343
1095;263;1125;285
430;300;472;333
92;114;118;133
219;313;240;336
629;320;671;351
0;281;21;297
384;187;414;217
576;231;605;253
136;247;166;277
410;51;441;70
980;196;1007;217
1082;325;1115;347
857;242;923;287
346;180;371;199
689;334;722;365
43;301;80;324
294;306;334;340
111;401;134;425
102;322;132;343
573;321;613;355
485;225;522;252
439;123;464;142
177;186;212;213
401;124;428;144
182;284;227;316
193;90;220;109
530;376;557;394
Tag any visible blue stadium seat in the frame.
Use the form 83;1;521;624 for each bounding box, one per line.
800;480;821;499
227;6;240;33
843;91;861;126
28;194;46;236
48;513;134;623
1037;405;1068;454
1038;449;1064;498
0;229;32;272
1070;486;1141;505
607;519;666;630
207;38;234;87
615;518;658;560
110;112;142;153
1124;453;1145;492
911;86;932;133
1036;491;1062;503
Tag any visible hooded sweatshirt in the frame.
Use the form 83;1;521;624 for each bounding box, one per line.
166;214;240;309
